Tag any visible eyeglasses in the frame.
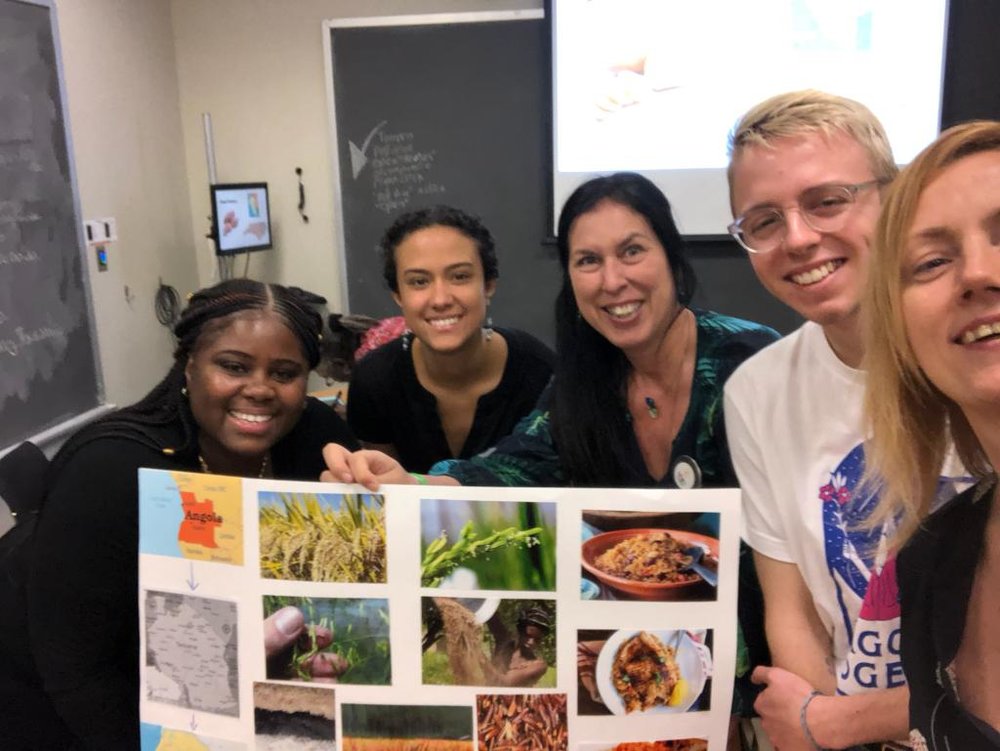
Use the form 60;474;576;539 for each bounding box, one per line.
728;180;883;254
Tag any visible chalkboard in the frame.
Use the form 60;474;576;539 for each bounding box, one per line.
326;12;559;346
0;0;103;453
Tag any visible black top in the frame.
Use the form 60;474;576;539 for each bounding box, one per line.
897;478;1000;750
347;327;555;473
20;398;357;750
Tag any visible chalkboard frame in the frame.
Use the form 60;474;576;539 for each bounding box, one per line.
0;0;106;457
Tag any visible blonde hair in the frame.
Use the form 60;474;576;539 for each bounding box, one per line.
727;90;898;206
863;120;1000;546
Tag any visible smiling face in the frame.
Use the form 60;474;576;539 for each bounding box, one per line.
901;149;1000;423
730;131;883;340
567;199;678;358
185;310;309;473
392;224;495;354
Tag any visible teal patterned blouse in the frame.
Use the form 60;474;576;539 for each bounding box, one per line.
430;308;779;490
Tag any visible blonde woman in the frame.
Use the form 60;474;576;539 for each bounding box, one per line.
864;120;1000;748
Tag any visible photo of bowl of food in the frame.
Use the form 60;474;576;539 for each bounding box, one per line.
595;630;711;715
580;528;718;600
576;741;708;751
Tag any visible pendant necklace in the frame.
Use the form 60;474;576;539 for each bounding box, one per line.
644;396;659;419
198;453;270;478
637;308;693;421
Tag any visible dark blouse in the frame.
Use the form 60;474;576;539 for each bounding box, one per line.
897;478;1000;750
347;327;554;473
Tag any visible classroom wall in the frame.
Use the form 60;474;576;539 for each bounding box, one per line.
56;0;199;406
169;0;541;312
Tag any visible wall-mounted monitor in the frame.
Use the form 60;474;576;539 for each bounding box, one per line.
211;182;272;254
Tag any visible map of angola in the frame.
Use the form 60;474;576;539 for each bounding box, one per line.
139;471;244;565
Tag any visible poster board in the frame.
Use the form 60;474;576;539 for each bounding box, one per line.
138;470;741;750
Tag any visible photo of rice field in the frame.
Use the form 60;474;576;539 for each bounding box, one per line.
258;491;385;583
262;596;390;685
420;499;556;591
342;703;473;751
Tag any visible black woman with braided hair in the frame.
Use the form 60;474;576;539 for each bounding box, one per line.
20;279;358;750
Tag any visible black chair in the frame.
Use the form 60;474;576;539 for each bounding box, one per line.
0;440;49;529
0;442;76;749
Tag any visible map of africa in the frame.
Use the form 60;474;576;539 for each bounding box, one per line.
144;591;240;717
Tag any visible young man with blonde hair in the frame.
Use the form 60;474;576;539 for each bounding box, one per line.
722;90;968;749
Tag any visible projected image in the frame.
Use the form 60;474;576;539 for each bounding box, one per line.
553;0;947;233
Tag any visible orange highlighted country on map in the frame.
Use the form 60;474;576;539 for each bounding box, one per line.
179;491;222;548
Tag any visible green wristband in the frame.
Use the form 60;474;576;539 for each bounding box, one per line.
409;472;429;486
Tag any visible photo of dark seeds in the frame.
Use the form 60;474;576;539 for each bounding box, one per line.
253;682;335;750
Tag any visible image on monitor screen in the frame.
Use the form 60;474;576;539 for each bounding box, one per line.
211;182;272;254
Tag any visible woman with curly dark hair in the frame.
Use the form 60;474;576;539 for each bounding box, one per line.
20;278;358;749
346;205;553;473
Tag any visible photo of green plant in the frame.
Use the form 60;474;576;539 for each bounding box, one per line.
259;492;385;583
262;596;391;685
420;499;556;591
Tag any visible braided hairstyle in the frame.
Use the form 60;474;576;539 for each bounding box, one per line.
53;279;323;469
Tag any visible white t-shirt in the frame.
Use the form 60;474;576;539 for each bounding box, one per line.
724;322;969;695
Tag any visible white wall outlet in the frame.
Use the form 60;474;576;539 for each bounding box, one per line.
83;219;108;245
99;217;118;242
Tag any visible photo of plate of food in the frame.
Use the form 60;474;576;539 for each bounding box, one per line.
576;741;708;751
595;630;712;715
580;528;718;601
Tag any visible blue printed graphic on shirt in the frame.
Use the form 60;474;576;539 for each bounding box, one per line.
820;443;971;694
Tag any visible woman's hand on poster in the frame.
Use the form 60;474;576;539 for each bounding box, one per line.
320;443;412;490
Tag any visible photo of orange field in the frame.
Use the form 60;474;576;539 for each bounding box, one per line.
342;703;473;751
343;740;471;751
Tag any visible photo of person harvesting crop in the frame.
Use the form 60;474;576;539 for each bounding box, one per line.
422;598;556;687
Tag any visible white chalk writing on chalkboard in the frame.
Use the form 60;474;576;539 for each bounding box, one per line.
0;249;41;265
370;129;439;214
0;323;66;358
0;209;41;223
